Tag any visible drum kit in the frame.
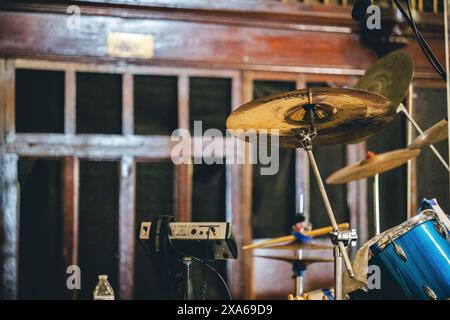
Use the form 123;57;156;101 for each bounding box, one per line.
226;50;450;300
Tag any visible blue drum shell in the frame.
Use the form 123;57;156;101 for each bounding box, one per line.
369;219;450;300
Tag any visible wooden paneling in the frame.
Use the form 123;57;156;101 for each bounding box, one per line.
122;73;134;136
61;156;79;300
175;74;192;222
228;72;253;299
346;142;368;245
0;153;18;300
118;155;136;299
0;11;375;71
64;69;76;135
7;134;174;159
1;59;19;299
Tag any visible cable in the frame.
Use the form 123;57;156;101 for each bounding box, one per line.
392;0;446;81
406;0;445;78
200;226;212;300
167;233;233;300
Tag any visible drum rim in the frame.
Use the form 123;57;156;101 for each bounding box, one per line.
373;209;436;251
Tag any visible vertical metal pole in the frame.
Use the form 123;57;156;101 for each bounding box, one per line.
444;0;450;200
333;247;343;300
373;174;381;235
297;249;304;297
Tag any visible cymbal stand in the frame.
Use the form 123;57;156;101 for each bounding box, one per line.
373;174;381;235
397;104;449;172
293;94;356;299
293;249;305;298
330;229;357;300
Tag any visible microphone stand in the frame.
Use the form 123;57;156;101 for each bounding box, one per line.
445;0;450;200
182;257;194;300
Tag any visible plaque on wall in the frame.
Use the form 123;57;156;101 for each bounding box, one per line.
107;32;154;59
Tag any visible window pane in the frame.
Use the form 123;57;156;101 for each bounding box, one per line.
192;163;226;222
413;88;449;213
306;82;349;228
253;80;296;99
192;163;227;299
134;75;178;135
76;72;122;134
18;158;62;299
16;69;64;133
190;77;231;135
134;162;174;299
366;113;407;233
252;80;296;238
78;161;119;299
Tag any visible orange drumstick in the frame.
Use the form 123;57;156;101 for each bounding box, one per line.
242;222;350;250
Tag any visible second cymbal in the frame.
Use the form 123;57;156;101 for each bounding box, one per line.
327;148;420;184
408;119;448;149
355;50;413;109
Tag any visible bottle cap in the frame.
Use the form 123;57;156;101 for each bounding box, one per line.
98;275;108;280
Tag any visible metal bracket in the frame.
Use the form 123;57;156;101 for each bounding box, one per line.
388;236;408;262
293;127;317;151
329;229;358;247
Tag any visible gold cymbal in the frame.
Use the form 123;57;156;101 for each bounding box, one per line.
261;242;333;251
326;149;420;184
226;87;395;147
254;255;334;264
355;50;413;108
408;119;448;149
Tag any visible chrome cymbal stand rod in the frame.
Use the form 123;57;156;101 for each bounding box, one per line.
333;247;343;300
373;174;381;236
292;264;306;299
305;149;354;275
293;249;304;297
398;104;449;172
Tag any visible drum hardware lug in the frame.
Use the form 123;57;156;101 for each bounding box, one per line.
423;286;438;300
389;237;407;262
434;222;449;240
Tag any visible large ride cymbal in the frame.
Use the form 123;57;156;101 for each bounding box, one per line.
254;255;333;264
408;119;448;149
226;87;395;147
326;149;420;184
355;50;413;108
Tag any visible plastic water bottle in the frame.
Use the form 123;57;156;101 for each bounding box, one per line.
93;275;115;300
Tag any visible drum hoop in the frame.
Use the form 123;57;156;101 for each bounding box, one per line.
374;210;436;251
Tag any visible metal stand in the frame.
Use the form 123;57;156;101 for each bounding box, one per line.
293;93;357;299
373;174;381;235
292;259;306;298
182;257;194;300
397;104;449;172
330;229;357;300
445;0;450;200
333;247;343;300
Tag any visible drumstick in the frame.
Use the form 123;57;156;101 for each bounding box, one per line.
304;222;350;238
242;222;350;250
242;235;294;250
